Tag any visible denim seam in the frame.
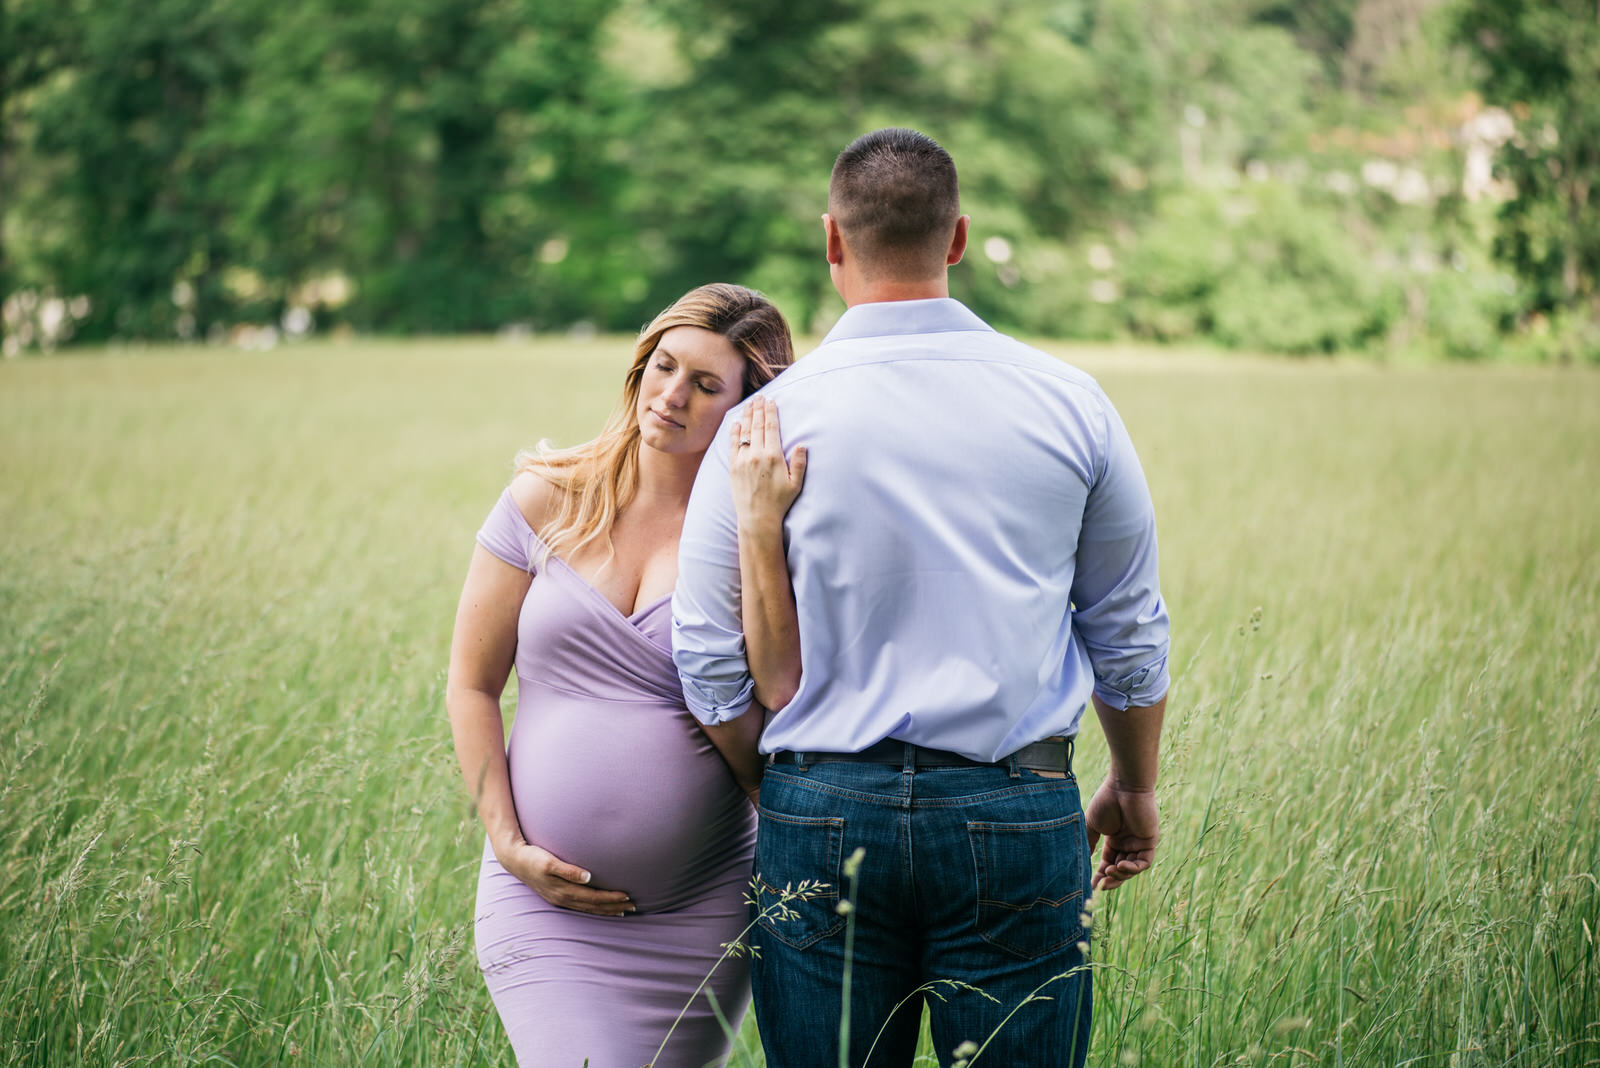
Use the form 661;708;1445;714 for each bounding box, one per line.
760;777;907;807
753;874;840;903
968;813;1084;833
766;773;1074;809
909;783;1078;808
757;810;846;830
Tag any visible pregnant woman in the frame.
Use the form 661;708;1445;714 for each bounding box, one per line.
446;283;804;1067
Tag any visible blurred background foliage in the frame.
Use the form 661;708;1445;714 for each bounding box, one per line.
1;0;1596;359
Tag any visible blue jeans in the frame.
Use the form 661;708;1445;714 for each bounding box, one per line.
749;757;1092;1068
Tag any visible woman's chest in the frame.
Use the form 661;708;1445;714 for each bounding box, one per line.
564;525;680;617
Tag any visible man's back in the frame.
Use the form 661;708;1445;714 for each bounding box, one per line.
674;297;1169;759
673;127;1169;1068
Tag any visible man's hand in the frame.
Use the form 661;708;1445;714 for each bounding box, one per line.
1084;776;1160;891
495;839;635;915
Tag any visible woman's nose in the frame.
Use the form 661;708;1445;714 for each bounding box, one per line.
662;373;691;406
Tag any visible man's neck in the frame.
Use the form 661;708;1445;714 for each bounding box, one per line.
841;276;949;307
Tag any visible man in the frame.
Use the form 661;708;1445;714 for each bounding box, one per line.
673;128;1169;1068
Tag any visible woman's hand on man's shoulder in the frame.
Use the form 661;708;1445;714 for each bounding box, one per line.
729;396;807;531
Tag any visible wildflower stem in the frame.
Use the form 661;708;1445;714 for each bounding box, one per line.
837;860;861;1068
964;962;1089;1066
649;880;820;1067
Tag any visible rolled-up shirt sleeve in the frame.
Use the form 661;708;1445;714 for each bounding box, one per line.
672;428;757;724
1071;395;1171;711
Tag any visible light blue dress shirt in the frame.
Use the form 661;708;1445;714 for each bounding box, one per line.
672;298;1170;761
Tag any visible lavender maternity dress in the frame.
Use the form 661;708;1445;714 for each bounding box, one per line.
472;489;758;1067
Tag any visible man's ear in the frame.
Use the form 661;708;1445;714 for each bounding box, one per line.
822;213;845;266
945;215;970;267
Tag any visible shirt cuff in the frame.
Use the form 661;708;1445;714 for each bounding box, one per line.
682;674;758;726
1092;657;1170;711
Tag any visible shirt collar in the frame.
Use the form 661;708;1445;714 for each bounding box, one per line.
819;298;994;346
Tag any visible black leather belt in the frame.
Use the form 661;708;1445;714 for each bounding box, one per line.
771;736;1073;774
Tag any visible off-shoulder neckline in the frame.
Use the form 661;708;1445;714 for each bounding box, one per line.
501;488;675;625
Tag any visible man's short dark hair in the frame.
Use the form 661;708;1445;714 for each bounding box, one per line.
829;128;961;278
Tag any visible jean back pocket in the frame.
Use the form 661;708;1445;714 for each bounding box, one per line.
968;813;1087;960
754;809;845;951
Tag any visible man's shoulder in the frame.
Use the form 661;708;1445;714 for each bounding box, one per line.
981;330;1106;391
763;326;1106;400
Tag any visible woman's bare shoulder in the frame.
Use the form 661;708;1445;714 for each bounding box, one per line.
507;469;564;536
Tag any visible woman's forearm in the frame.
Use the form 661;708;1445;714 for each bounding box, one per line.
727;396;806;712
700;702;767;804
447;685;525;857
738;518;802;711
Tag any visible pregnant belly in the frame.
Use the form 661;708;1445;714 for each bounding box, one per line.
506;685;756;912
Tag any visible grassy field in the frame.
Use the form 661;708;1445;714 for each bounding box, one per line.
2;337;1597;1067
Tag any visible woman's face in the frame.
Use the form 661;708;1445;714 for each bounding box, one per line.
635;325;747;457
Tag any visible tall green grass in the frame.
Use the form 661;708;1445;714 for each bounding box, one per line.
2;340;1596;1066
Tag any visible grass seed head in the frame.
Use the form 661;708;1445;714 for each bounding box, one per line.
843;846;866;880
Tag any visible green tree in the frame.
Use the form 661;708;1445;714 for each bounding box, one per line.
1459;0;1600;353
11;0;257;340
623;0;1179;334
5;0;628;341
215;0;627;333
618;0;881;330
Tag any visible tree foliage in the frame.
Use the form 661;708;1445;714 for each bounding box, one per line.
1458;0;1600;353
1;0;1591;358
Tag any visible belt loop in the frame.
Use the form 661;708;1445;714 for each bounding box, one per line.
1006;753;1021;779
1065;737;1074;775
902;742;916;776
796;751;809;772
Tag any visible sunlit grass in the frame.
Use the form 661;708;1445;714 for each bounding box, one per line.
2;338;1596;1066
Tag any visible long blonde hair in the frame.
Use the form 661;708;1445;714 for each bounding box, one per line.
517;283;794;562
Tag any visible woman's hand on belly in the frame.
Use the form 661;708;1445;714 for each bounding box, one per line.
496;839;636;915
